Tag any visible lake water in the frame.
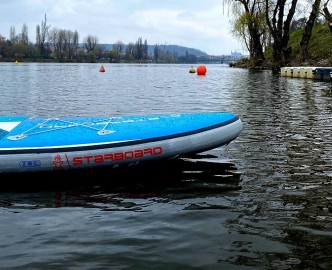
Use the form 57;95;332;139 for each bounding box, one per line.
1;62;332;269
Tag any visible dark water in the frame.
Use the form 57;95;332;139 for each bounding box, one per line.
1;63;332;269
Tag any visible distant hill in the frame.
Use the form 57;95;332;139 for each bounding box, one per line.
100;43;208;57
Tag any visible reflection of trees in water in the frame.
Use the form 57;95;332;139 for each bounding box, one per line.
322;86;332;98
282;173;332;269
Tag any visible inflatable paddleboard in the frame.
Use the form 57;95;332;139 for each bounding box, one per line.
0;112;243;173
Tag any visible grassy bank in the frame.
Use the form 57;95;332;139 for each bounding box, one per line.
284;22;332;66
235;22;332;69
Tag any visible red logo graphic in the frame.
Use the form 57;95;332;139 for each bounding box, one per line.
53;154;64;170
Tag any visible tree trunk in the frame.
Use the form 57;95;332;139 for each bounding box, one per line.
265;0;298;73
300;0;321;61
323;1;332;32
250;26;265;61
241;1;265;61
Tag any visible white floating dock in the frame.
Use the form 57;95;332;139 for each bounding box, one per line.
280;67;332;80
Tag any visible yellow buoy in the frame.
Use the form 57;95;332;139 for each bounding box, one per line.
15;60;18;64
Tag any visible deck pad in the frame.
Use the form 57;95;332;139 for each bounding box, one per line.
0;113;238;149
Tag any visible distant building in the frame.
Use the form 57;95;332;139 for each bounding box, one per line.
231;51;243;58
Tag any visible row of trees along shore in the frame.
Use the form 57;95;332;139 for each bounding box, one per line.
2;1;332;72
227;0;332;72
0;14;197;64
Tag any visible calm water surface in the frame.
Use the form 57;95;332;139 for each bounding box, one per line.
1;63;332;269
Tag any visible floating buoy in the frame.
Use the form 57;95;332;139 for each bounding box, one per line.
15;60;18;64
189;67;196;73
197;65;207;76
99;65;105;72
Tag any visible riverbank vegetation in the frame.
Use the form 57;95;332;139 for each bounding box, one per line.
227;0;332;72
0;14;200;65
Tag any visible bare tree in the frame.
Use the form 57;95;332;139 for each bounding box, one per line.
125;42;135;61
113;40;124;62
222;0;266;61
21;23;29;45
36;13;50;57
143;39;148;60
57;29;66;61
265;0;298;72
48;28;79;61
153;44;160;62
48;27;64;60
83;35;98;52
134;37;144;60
10;26;17;43
65;30;79;59
48;27;59;56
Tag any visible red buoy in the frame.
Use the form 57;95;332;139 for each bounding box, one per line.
197;65;207;75
99;65;105;72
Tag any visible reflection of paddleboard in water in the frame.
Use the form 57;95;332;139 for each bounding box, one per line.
0;112;243;173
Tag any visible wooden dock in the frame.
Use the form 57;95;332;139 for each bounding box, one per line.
280;67;332;80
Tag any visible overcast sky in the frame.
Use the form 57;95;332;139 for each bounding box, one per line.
0;0;245;56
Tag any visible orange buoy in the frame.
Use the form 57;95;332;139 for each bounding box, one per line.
197;65;207;75
99;65;105;72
